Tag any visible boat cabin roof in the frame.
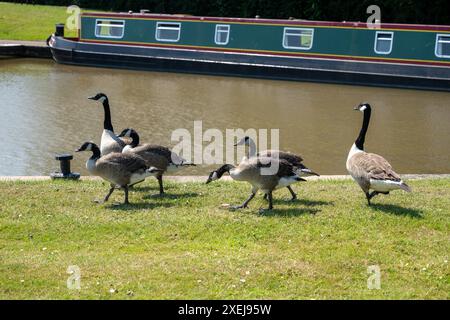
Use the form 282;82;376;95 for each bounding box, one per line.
82;12;450;32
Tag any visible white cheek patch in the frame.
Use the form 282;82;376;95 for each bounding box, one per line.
86;144;93;151
99;96;106;103
212;172;218;180
360;106;367;112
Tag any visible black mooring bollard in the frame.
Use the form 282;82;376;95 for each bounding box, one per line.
51;154;80;180
55;24;65;37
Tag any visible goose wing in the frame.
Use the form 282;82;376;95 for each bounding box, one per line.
131;144;180;170
350;152;401;182
99;152;148;174
258;150;304;166
133;144;188;166
253;157;296;178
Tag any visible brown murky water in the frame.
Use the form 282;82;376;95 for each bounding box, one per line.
0;58;449;176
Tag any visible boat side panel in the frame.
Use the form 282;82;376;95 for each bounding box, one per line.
50;36;450;91
80;16;450;64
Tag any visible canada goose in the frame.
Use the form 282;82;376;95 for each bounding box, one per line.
76;142;162;204
206;156;306;211
88;93;127;156
235;136;319;200
346;103;411;205
118;128;196;195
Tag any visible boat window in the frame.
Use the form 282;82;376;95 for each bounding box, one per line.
95;20;125;39
215;25;230;45
283;28;314;50
156;22;181;42
436;34;450;58
374;32;394;55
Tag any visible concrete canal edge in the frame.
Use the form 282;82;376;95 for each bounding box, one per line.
0;40;51;59
1;175;449;183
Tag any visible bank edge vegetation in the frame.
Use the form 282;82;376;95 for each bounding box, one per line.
2;0;450;25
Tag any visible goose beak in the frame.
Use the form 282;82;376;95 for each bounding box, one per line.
353;106;360;111
301;169;320;177
88;96;96;100
75;148;82;153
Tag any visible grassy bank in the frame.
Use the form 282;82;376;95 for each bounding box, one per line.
0;2;87;40
0;178;448;299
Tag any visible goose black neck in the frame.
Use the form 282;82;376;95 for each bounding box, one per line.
102;99;114;132
130;131;140;148
90;145;101;160
216;164;235;179
355;108;371;150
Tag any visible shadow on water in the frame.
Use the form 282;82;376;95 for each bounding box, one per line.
370;203;424;219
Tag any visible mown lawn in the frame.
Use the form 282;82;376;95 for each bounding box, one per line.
0;2;92;40
0;178;448;300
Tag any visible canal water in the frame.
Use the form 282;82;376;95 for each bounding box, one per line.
0;58;449;176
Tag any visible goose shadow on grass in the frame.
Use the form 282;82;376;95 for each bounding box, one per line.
369;203;424;219
141;192;200;200
270;197;334;208
106;201;175;211
259;207;321;217
230;197;334;217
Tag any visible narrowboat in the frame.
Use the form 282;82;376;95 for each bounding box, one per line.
48;11;450;91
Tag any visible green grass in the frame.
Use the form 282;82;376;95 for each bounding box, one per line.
0;178;448;300
0;2;91;40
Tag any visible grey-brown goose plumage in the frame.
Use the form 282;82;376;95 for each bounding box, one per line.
235;136;319;200
206;156;306;211
88;93;128;156
118;128;195;195
346;103;411;205
76;142;162;204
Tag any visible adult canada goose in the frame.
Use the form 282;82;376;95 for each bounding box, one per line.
118;128;196;195
235;136;319;200
346;103;411;205
76;142;162;204
206;156;306;211
88;93;127;156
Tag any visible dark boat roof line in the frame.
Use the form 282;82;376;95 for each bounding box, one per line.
84;12;450;31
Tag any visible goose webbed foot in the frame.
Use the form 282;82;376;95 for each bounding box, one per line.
231;192;256;210
230;204;247;210
98;186;116;204
366;191;390;205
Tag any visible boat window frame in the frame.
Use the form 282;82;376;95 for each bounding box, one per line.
215;24;230;45
94;19;125;39
435;34;450;58
374;31;394;55
155;22;181;42
282;27;314;50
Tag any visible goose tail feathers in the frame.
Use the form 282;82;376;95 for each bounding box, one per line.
400;182;412;193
